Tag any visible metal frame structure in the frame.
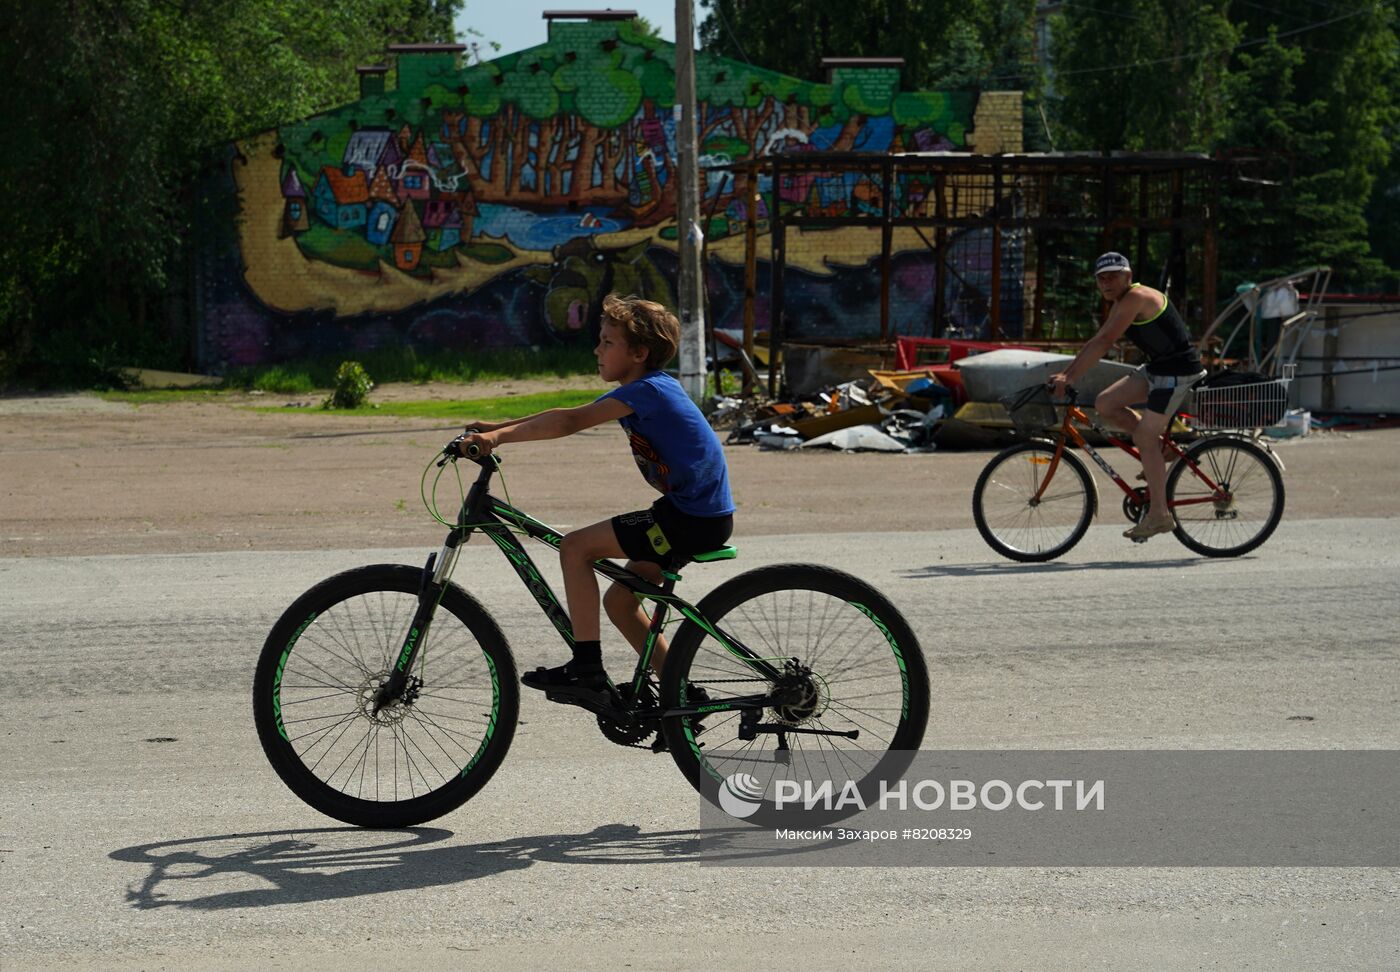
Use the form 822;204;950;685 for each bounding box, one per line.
716;151;1231;396
1198;267;1333;377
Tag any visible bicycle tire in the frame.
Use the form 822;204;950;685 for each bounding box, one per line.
1168;436;1285;557
659;564;929;827
253;564;519;827
972;440;1097;562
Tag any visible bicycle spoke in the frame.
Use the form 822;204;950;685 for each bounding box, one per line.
262;573;508;819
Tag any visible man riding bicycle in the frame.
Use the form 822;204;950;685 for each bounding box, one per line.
1049;252;1207;541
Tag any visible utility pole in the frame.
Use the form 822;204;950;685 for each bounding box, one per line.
674;0;706;401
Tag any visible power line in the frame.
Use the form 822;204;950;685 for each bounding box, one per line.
1003;3;1380;84
1231;0;1319;26
711;0;754;66
1052;1;1148;22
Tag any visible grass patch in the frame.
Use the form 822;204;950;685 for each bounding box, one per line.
225;346;595;393
294;223;383;271
253;389;599;419
460;241;514;264
98;387;231;404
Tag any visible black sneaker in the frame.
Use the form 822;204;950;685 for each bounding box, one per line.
651;685;713;753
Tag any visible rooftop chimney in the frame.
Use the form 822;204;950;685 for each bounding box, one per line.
357;64;389;98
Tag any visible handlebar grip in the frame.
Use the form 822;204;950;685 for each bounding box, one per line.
444;433;488;462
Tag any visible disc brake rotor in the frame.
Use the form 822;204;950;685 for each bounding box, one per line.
358;671;421;727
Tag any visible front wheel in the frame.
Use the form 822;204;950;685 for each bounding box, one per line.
1168;437;1285;557
972;440;1097;562
252;564;519;827
659;565;930;826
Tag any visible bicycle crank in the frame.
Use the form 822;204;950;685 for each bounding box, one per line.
1122;491;1146;524
596;683;657;748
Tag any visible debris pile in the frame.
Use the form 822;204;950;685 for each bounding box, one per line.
711;369;956;453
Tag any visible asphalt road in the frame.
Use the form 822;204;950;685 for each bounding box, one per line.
4;519;1399;969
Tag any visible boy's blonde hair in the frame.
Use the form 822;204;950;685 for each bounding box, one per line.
601;293;679;370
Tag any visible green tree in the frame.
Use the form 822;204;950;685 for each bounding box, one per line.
698;0;1042;93
1216;33;1334;283
1050;0;1398;290
0;0;463;388
1365;146;1400;289
1219;27;1392;287
1226;1;1398;289
1049;0;1237;152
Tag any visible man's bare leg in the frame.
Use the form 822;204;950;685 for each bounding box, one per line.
1094;374;1147;438
1131;409;1175;531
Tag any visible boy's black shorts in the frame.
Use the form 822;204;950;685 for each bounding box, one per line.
611;497;734;568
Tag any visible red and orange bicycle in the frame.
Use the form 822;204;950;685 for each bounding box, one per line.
971;381;1286;562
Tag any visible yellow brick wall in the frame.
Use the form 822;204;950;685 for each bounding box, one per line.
969;92;1024;155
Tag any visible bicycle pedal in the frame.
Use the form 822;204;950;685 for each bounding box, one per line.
543;685;618;718
545;691;584;707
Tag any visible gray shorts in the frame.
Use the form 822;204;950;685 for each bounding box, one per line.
1136;366;1207;415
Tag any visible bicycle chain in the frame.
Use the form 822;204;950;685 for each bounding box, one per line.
606;679;770;750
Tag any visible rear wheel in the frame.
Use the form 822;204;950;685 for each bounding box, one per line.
1168;437;1284;557
253;564;518;827
659;565;929;826
973;441;1096;562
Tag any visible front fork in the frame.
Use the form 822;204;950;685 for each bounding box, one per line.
371;539;464;715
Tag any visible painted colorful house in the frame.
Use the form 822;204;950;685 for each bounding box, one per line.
366;197;400;246
422;199;464;250
391;199;425;270
313;167;369;229
199;15;1023;370
342;128;404;176
396;133;433;202
279;168;309;237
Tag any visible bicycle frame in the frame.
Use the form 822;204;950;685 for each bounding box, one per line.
375;455;785;723
1032;402;1233;515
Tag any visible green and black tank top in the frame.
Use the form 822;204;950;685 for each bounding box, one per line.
1122;284;1203;376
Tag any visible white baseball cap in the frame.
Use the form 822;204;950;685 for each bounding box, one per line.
1094;252;1131;275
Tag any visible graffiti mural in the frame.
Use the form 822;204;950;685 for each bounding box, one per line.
199;19;1019;370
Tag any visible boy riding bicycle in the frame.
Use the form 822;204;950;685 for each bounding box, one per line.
1049;252;1206;541
461;294;734;699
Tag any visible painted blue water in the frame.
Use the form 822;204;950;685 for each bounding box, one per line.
475;203;625;250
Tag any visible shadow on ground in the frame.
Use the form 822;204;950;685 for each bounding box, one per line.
110;823;808;911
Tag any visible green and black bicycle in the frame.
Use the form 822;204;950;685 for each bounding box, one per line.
253;435;930;828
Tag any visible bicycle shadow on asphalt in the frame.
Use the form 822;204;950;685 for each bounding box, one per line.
109;822;827;911
901;557;1227;578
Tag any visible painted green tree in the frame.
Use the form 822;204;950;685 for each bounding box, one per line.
278;17;976;224
698;0;1046;145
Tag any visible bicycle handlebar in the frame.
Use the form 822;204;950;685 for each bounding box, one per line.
440;431;486;465
1008;382;1078;413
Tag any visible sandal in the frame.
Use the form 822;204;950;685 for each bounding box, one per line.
1123;518;1176;541
521;660;610;692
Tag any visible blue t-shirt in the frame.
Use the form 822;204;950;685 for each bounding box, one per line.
601;371;735;518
